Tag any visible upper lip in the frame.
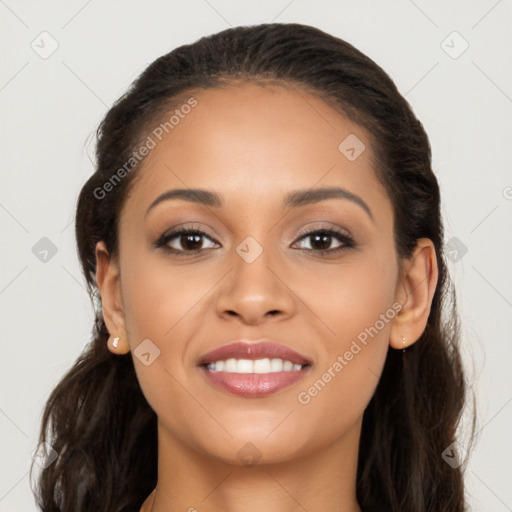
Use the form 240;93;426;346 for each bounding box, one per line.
197;340;312;366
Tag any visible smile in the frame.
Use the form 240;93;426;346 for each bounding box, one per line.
206;358;305;373
200;361;312;397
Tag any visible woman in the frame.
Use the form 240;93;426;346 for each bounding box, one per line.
31;23;476;511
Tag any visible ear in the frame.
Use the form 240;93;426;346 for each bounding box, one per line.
95;241;130;354
390;238;439;350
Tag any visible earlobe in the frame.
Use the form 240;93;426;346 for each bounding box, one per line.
390;238;439;349
95;241;130;354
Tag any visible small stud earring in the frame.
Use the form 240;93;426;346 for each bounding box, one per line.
402;337;406;351
113;337;119;349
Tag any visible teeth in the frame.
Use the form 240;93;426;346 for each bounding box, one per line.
283;361;294;371
207;358;304;373
224;358;237;372
254;358;271;373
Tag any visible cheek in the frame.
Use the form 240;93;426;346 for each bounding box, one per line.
293;251;397;434
118;254;227;405
118;258;209;427
301;248;398;347
121;254;221;342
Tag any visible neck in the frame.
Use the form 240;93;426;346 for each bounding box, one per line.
142;417;363;512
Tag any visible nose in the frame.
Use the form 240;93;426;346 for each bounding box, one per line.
215;244;296;325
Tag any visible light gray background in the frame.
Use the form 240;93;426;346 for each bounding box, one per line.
1;1;511;510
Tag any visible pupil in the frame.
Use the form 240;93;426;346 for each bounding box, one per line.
182;234;202;250
312;233;330;250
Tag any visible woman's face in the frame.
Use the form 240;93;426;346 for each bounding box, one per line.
112;82;402;464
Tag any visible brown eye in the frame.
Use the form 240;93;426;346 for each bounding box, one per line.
154;228;219;255
293;227;355;254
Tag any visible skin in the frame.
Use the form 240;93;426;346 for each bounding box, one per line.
95;82;438;512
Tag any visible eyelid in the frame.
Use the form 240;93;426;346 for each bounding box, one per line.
294;222;352;239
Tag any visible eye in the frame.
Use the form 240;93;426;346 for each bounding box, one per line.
153;227;219;255
153;224;355;256
292;226;355;254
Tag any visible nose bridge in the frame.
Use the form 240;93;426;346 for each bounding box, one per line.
232;233;280;297
214;232;295;322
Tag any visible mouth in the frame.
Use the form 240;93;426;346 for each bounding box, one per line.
203;359;311;373
197;340;313;397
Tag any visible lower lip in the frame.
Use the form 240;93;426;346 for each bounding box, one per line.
200;365;311;397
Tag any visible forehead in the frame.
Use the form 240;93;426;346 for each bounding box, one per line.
122;82;391;218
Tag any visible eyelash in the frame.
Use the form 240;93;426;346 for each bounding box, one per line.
153;225;356;257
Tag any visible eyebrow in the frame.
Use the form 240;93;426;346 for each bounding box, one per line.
145;186;373;221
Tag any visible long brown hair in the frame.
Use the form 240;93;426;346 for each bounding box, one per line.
30;23;476;511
